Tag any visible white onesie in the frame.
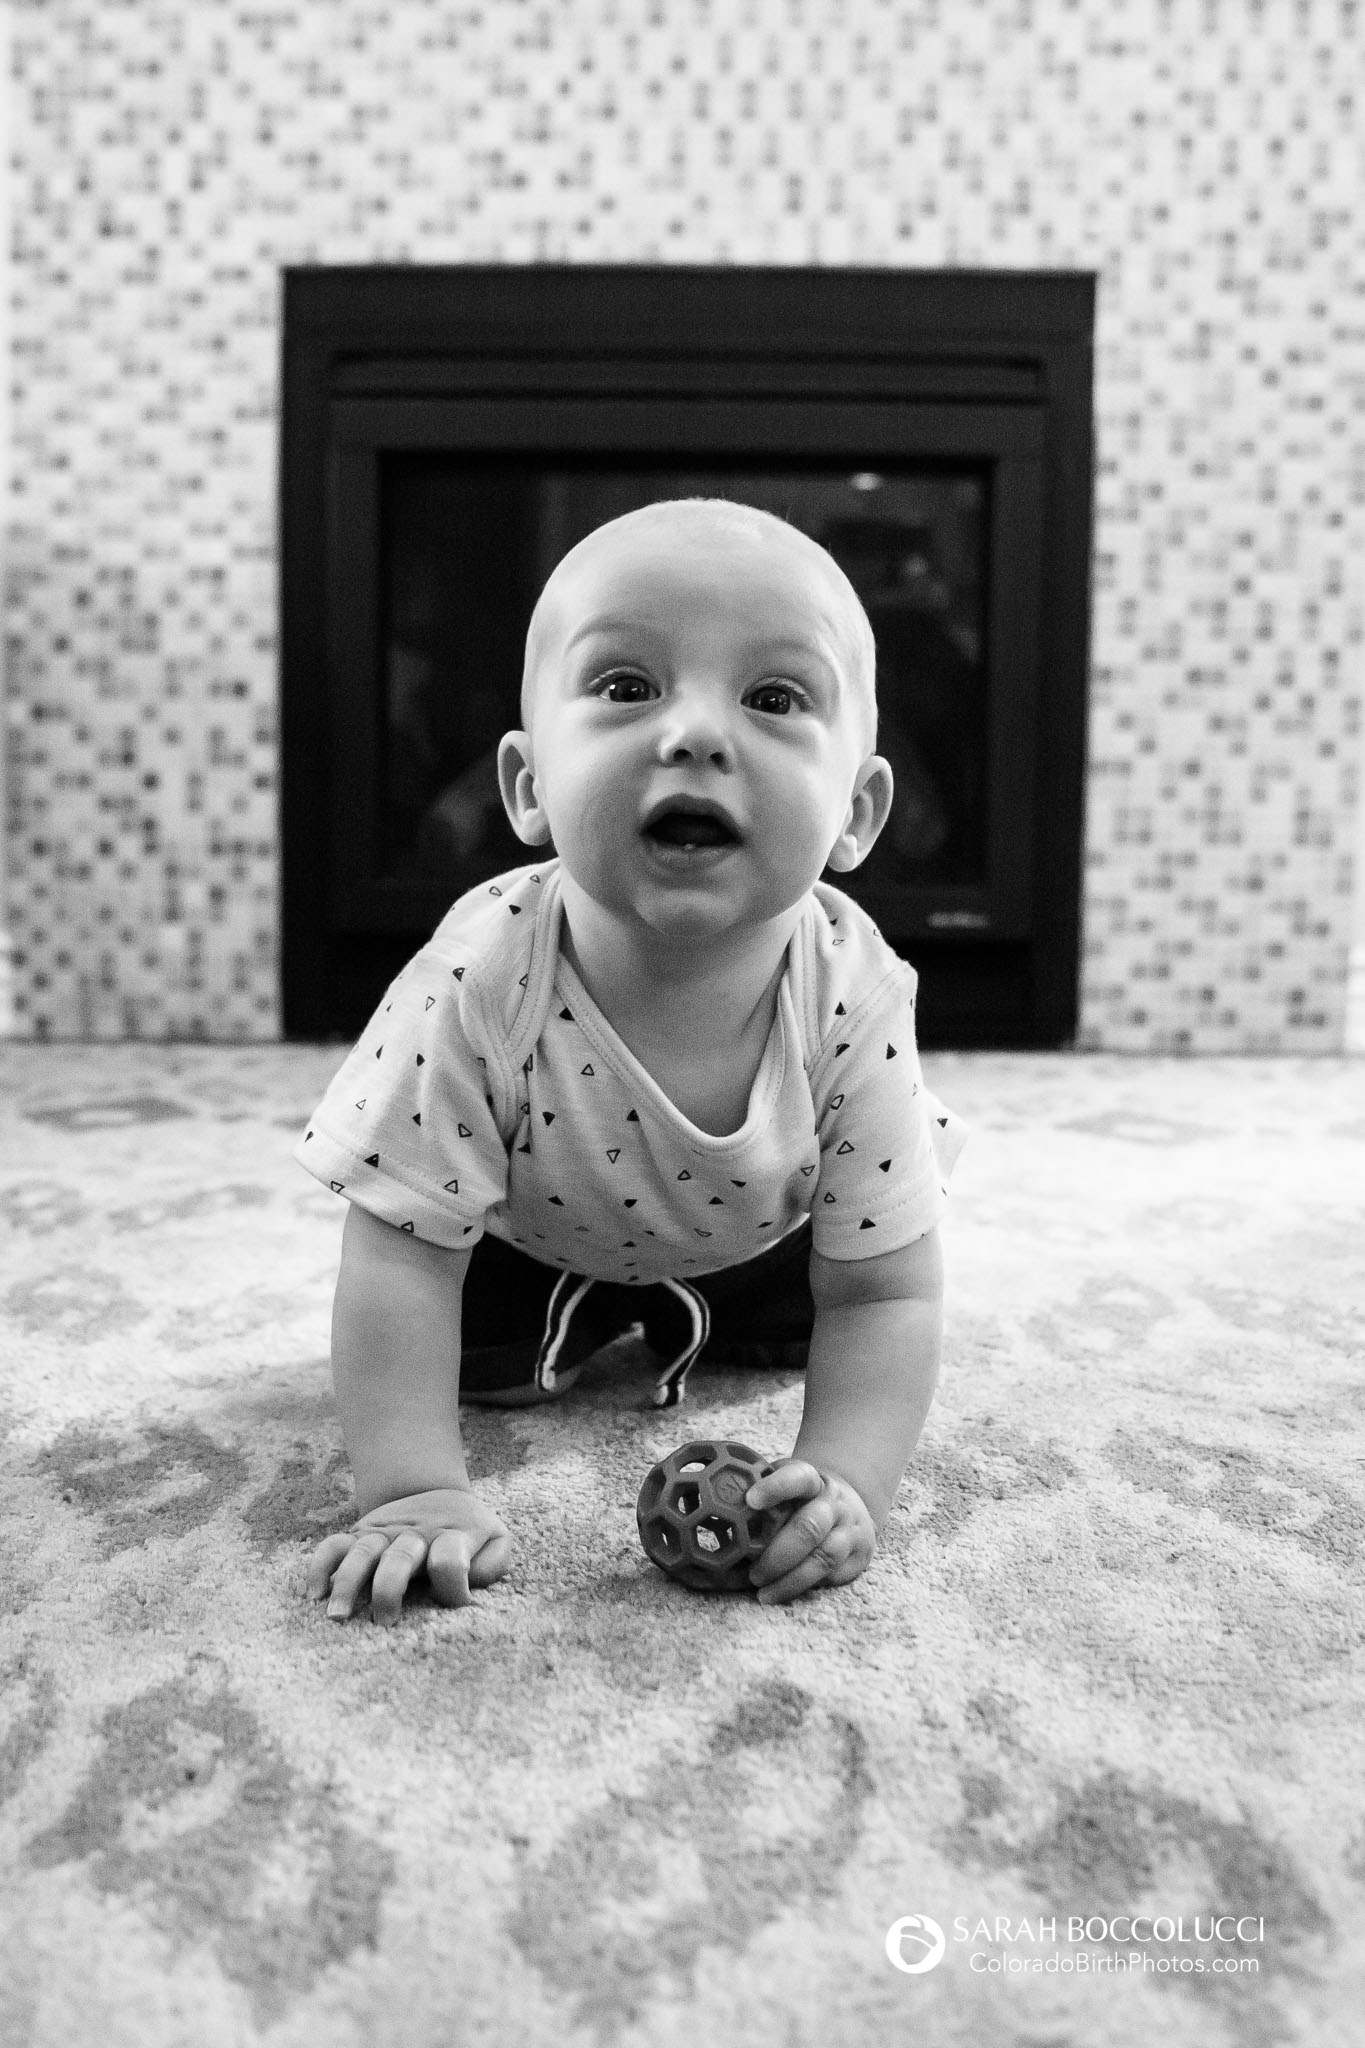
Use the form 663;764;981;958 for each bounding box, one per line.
297;861;965;1282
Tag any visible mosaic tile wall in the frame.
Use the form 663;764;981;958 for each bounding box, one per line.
3;0;1363;1049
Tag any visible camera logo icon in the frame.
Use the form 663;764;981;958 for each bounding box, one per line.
885;1914;947;1973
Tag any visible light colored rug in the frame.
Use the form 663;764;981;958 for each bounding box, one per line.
1;1044;1363;2048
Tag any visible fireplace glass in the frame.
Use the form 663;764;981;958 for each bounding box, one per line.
379;460;989;902
283;265;1094;1044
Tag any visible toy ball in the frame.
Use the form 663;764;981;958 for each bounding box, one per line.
636;1439;783;1593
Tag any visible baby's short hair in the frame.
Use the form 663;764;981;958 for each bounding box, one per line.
521;497;879;752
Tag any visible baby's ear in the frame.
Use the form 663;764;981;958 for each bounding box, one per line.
497;731;553;846
826;755;894;872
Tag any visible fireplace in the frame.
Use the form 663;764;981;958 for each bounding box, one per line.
280;265;1094;1045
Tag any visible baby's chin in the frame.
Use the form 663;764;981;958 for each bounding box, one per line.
624;878;816;953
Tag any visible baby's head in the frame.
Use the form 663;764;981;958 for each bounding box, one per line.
498;497;893;942
520;498;879;753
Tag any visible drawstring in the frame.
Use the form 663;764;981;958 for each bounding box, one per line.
532;1270;710;1407
535;1272;598;1395
651;1278;710;1409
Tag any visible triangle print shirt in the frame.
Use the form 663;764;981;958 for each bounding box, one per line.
296;861;966;1283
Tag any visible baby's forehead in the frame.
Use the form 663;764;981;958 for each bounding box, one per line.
550;506;861;635
523;500;878;741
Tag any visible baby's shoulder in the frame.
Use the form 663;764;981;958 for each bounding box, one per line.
794;883;918;1053
417;860;560;1050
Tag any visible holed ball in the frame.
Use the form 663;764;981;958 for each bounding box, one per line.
636;1439;783;1593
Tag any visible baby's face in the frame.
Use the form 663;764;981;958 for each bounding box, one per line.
499;509;890;948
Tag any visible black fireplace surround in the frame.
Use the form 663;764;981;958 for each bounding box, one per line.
281;265;1094;1046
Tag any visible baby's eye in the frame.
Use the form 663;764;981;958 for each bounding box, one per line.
595;670;657;703
746;681;799;715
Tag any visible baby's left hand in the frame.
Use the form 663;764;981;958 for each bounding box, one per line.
745;1459;876;1606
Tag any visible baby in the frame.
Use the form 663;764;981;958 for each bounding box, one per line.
299;498;964;1623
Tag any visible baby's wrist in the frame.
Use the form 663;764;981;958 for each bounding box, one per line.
825;1467;880;1532
352;1470;475;1520
788;1446;884;1531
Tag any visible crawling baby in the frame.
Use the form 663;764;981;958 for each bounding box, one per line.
298;497;964;1621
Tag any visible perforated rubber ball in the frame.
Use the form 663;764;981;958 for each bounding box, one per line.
636;1439;782;1593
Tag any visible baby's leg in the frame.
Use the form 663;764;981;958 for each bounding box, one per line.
692;1222;815;1371
615;1226;814;1409
460;1235;607;1406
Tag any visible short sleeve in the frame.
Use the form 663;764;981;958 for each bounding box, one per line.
294;945;512;1249
808;963;966;1260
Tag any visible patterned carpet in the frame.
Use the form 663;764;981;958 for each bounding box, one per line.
0;1044;1362;2048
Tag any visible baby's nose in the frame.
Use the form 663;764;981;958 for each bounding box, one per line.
657;693;734;768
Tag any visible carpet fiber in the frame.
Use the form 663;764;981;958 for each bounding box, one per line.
1;1045;1362;2047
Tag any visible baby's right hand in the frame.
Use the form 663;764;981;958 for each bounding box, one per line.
307;1487;512;1626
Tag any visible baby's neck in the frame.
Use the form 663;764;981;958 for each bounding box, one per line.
560;890;797;1040
556;886;800;1134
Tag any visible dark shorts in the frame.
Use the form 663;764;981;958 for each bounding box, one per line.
460;1221;815;1410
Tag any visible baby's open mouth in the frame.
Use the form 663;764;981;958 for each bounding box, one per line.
643;807;740;849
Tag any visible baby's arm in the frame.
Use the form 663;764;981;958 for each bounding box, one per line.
307;1203;511;1624
746;1228;943;1606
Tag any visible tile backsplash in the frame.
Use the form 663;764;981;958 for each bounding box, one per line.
3;0;1362;1048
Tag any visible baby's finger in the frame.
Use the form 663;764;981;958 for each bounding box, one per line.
307;1532;356;1601
423;1527;477;1608
756;1526;858;1606
755;1557;829;1606
368;1529;430;1627
325;1530;389;1620
749;1490;838;1590
467;1528;513;1591
745;1459;823;1513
